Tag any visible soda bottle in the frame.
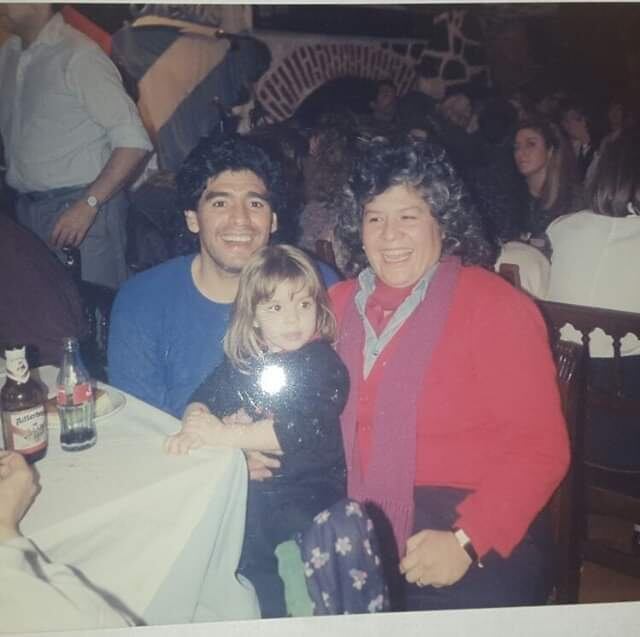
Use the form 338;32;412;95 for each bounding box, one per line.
57;337;96;451
1;345;48;463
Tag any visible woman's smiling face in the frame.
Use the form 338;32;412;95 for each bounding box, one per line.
362;183;442;288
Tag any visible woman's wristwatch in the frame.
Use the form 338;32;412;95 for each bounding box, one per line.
452;526;483;568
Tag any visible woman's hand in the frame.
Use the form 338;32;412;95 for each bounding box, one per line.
399;529;472;588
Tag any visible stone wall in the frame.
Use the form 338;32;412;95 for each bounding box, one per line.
253;9;488;123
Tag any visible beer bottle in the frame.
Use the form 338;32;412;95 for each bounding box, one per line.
1;345;48;463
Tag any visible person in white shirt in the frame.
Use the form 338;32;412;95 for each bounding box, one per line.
495;240;550;299
0;451;132;632
546;135;640;355
546;133;640;468
0;4;152;289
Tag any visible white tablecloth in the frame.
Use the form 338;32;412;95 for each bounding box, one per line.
19;366;260;626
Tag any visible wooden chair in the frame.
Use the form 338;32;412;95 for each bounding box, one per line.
498;262;522;289
546;338;585;604
492;267;586;600
537;300;640;581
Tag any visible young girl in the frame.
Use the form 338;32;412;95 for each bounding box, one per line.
166;245;349;617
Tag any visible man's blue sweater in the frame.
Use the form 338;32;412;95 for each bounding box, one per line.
108;254;339;418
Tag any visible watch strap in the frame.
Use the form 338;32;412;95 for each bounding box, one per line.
452;526;482;566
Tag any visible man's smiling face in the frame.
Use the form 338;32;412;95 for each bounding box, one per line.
184;170;278;276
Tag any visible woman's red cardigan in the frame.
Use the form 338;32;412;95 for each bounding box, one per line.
330;266;570;559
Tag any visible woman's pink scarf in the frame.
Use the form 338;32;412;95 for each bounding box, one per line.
336;256;461;556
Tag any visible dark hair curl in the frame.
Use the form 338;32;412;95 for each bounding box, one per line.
336;139;495;276
176;133;286;216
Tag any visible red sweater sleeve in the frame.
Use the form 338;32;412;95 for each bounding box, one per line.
449;272;570;558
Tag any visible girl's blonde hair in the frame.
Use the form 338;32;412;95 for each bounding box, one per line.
224;245;337;370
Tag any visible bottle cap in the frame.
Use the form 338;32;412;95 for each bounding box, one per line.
62;336;79;351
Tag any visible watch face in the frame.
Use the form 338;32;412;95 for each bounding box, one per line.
87;195;98;208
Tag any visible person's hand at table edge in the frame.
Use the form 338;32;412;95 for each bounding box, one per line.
164;431;204;455
0;451;39;542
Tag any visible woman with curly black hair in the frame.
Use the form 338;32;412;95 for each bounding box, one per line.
326;139;569;610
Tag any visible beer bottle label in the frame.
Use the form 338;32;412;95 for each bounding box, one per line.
57;382;93;406
4;405;47;453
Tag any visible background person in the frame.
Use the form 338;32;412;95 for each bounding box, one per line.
513;118;584;254
469;97;530;245
0;3;152;289
560;99;602;187
358;79;399;137
0;451;132;632
0;213;88;365
298;112;358;273
328;139;569;610
546;134;640;468
599;98;635;154
494;239;550;299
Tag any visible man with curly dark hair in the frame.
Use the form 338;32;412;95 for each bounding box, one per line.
108;134;338;418
323;139;569;610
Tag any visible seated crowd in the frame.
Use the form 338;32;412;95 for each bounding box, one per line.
1;7;639;626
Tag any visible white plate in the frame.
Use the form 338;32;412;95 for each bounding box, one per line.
95;387;126;423
46;387;126;428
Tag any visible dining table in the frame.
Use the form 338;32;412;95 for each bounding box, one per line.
9;364;260;627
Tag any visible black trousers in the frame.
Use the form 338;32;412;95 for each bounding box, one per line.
371;486;554;611
237;478;341;618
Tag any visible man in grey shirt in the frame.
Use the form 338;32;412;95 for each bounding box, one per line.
0;451;132;631
0;4;152;288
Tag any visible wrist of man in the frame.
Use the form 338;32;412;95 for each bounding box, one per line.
452;526;483;568
82;194;101;214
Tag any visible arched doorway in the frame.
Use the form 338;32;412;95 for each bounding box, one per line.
294;76;379;127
